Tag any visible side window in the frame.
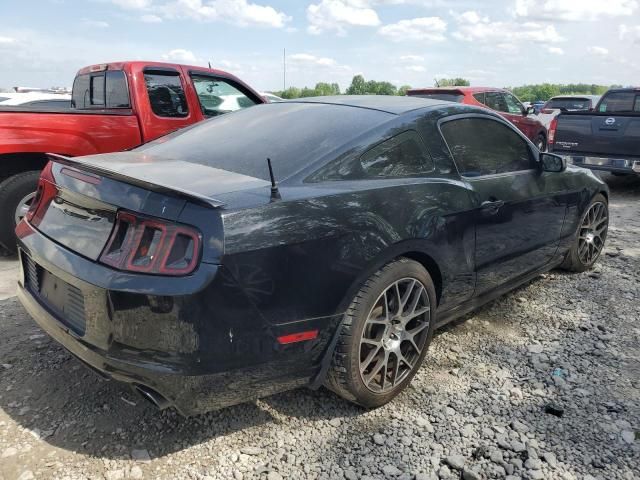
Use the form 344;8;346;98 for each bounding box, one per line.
504;93;524;114
144;72;188;118
308;131;433;182
191;75;258;117
72;71;130;109
472;93;485;104
484;92;508;113
440;118;533;177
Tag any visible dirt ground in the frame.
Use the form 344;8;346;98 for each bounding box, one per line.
0;174;638;480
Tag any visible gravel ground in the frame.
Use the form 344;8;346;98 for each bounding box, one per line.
0;175;638;480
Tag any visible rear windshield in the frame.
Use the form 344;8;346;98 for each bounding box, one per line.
72;70;130;109
598;92;640;113
545;98;592;111
409;93;463;103
137;102;392;181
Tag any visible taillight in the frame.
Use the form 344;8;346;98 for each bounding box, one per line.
25;161;54;223
100;210;201;276
548;117;558;145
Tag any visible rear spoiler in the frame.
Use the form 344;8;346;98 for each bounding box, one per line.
46;153;226;209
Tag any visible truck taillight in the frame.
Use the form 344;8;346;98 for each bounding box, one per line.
548;117;558;145
99;211;201;276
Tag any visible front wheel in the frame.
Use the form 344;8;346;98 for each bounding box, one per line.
0;171;41;254
325;258;436;408
560;194;608;272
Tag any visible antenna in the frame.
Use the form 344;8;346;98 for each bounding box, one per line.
208;61;212;69
267;158;281;201
283;48;286;91
434;78;440;87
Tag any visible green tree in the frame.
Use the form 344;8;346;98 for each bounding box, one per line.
436;78;470;87
397;85;412;96
346;75;367;95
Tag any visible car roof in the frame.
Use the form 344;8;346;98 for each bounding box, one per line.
408;86;505;95
281;95;446;115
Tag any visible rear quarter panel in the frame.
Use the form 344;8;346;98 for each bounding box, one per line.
220;179;477;326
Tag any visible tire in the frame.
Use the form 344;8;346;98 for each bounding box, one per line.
325;258;437;408
560;193;608;272
0;171;41;254
535;134;547;152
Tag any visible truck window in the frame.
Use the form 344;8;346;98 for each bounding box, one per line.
191;75;258;117
72;70;130;109
144;72;188;118
598;92;640;113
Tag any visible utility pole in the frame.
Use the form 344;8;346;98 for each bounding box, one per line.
283;48;286;91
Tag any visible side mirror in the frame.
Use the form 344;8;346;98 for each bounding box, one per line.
524;106;535;115
540;153;566;172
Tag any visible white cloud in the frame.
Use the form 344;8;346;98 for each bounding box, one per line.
620;24;640;43
113;0;290;28
111;0;153;8
378;17;446;42
140;14;163;22
307;1;381;35
406;65;426;72
587;46;609;56
0;36;16;45
399;54;424;62
289;53;337;67
453;10;564;45
514;0;638;21
162;48;198;63
82;19;110;28
546;46;564;55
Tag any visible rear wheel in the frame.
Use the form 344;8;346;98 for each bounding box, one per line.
325;258;436;408
560;194;608;272
0;171;40;254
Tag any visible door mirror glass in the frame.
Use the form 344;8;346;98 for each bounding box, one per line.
525;105;535;115
540;153;566;172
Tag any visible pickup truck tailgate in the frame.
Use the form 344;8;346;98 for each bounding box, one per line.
555;114;640;156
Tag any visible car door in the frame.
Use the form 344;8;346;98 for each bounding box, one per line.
439;115;566;296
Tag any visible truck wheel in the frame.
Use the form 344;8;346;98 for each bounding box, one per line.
560;194;608;272
0;171;41;254
325;258;436;408
534;134;546;152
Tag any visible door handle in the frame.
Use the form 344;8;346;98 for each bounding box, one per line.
481;199;505;212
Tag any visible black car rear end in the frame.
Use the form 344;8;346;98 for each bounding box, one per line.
16;157;329;415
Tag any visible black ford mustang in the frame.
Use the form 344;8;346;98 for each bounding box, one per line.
16;96;608;415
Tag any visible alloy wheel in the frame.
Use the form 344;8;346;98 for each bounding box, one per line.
578;201;608;266
359;277;431;393
14;191;36;225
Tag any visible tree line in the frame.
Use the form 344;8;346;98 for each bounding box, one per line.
271;75;620;102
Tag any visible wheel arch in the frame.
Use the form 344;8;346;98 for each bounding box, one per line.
0;152;54;181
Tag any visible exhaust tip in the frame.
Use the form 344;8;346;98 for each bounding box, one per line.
134;384;171;410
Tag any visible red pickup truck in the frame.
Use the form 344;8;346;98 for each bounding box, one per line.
0;61;265;253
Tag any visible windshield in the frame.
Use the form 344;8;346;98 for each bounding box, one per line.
598;92;640;113
409;93;463;103
545;98;592;111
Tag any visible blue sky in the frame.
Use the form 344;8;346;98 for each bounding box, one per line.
1;0;639;92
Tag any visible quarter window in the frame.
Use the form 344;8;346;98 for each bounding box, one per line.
191;75;257;117
144;72;188;118
441;118;533;177
308;131;433;182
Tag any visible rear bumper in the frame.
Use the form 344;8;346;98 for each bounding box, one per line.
559;155;640;175
16;221;338;415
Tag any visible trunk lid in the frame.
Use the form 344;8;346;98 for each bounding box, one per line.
28;153;269;261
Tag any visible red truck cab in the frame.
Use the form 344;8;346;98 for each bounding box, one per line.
407;87;548;151
0;61;265;252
